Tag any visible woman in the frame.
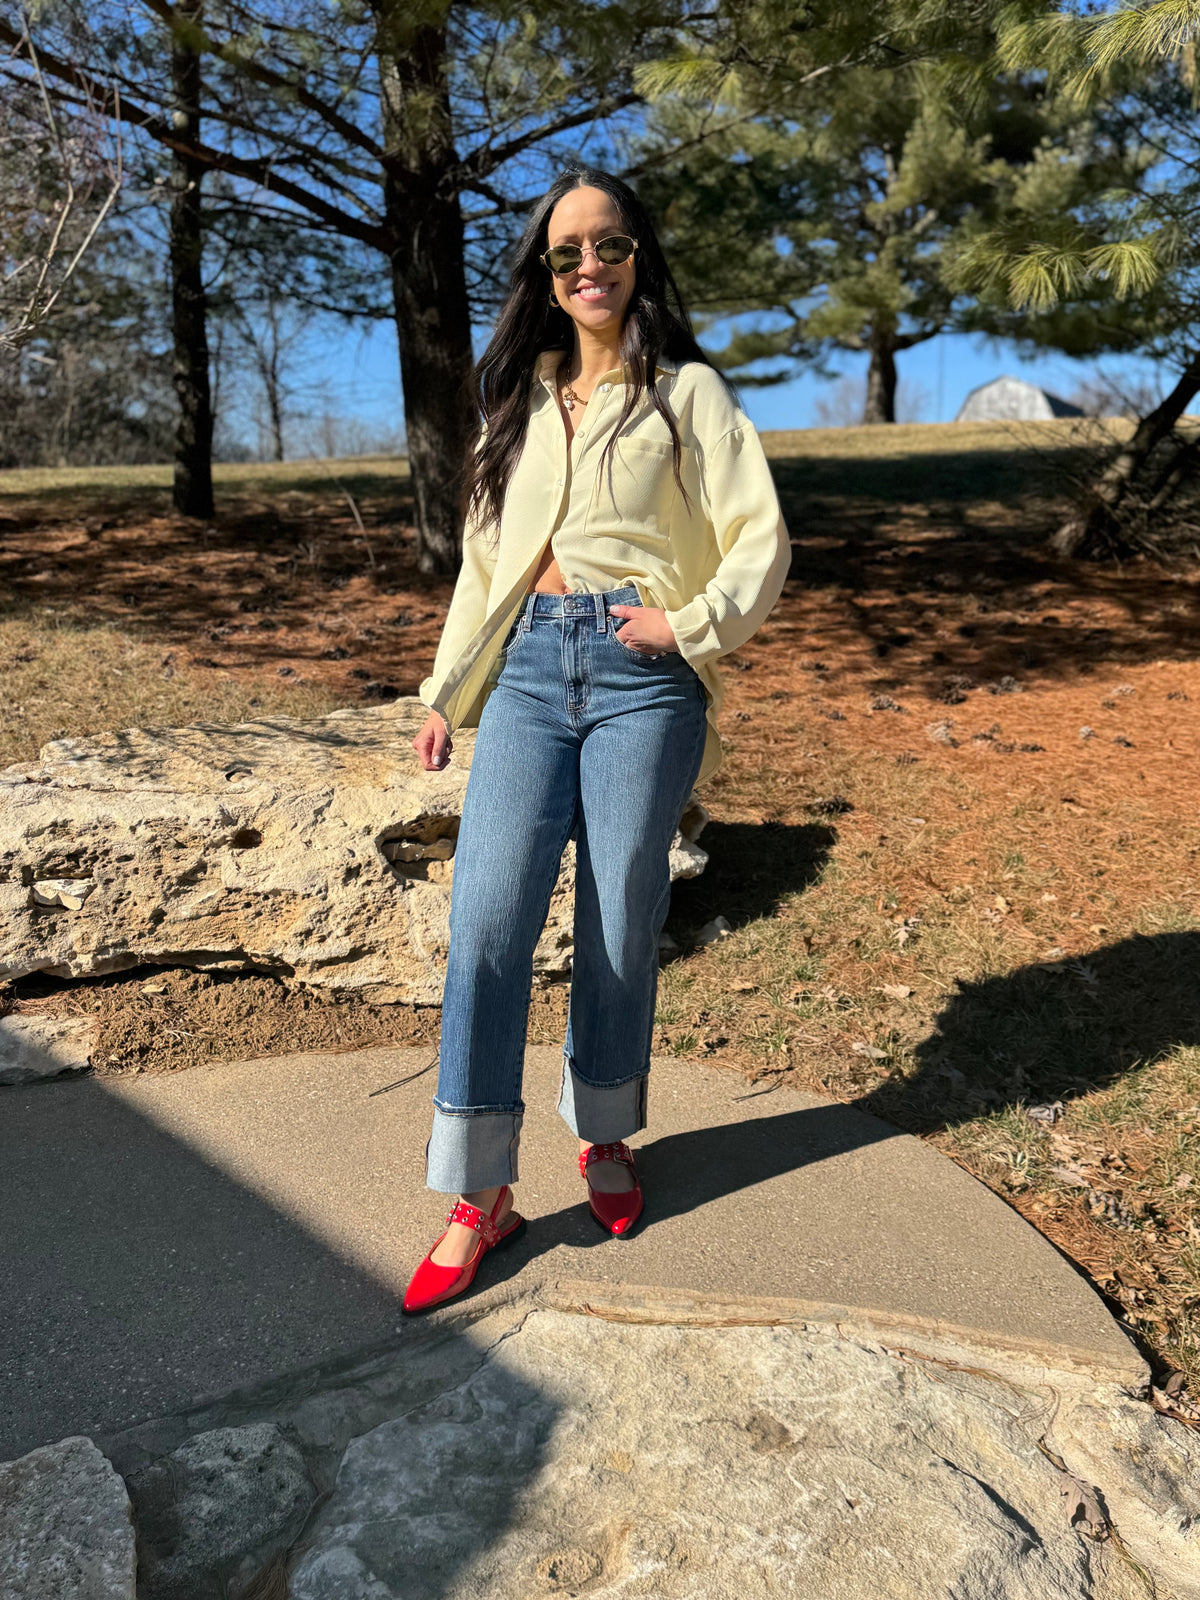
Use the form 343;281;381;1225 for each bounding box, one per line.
402;162;790;1315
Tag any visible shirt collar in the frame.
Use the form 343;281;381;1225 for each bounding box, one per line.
535;348;678;393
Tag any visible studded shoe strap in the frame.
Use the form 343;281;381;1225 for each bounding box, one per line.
578;1140;635;1176
445;1197;501;1247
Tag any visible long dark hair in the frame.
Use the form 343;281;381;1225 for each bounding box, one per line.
462;162;739;545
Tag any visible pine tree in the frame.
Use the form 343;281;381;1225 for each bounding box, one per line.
638;52;1092;424
0;0;736;568
954;2;1200;556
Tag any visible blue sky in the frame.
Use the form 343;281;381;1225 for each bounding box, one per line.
278;317;1166;453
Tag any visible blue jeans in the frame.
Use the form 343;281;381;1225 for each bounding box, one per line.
425;585;709;1193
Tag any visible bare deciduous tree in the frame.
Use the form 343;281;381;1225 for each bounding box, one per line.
0;20;121;356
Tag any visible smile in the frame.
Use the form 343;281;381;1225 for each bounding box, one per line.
574;284;616;299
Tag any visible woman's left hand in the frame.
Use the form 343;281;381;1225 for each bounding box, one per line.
609;605;679;655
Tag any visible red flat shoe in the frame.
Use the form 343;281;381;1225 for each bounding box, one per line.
402;1186;526;1315
579;1141;644;1238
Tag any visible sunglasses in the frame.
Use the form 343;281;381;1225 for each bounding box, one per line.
539;234;639;276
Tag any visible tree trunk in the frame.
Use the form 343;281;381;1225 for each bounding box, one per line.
1147;435;1200;513
376;5;476;576
169;1;214;517
1048;349;1200;558
258;334;285;462
259;301;285;461
862;327;898;425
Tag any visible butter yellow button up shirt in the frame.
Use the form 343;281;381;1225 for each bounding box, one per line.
418;347;791;787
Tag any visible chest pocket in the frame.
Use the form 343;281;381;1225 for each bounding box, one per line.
587;436;678;544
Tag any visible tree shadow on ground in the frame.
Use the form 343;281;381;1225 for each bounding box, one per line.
5;434;1198;708
851;930;1200;1137
769;436;1087;510
770;440;1200;696
0;474;426;646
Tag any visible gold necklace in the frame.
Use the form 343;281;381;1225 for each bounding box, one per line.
558;357;585;411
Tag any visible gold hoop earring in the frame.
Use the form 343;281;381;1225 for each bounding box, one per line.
548;290;558;308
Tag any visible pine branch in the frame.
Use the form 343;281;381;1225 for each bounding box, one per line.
1084;1;1200;80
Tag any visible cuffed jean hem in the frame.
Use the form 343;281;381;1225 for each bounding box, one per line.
557;1053;648;1144
424;1106;523;1194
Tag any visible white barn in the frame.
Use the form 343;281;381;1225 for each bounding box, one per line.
955;376;1085;423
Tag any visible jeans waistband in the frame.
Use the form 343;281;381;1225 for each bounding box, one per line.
518;585;640;631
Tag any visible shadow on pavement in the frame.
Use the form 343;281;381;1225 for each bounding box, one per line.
0;1071;548;1599
491;1102;897;1272
8;937;1184;1590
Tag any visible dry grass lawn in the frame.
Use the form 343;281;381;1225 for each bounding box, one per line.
2;420;1199;1422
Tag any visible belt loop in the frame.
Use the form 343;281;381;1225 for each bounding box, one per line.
593;592;603;632
523;592;533;631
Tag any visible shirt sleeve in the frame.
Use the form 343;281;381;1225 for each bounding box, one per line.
419;435;498;727
661;423;791;670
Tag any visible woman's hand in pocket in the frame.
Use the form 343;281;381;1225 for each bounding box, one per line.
609;605;678;655
413;710;453;771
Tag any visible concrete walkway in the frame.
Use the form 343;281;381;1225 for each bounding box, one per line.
0;1046;1145;1459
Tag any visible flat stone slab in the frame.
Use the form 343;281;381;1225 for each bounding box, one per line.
0;1435;135;1600
0;1012;94;1085
285;1308;1153;1600
0;1047;1145;1460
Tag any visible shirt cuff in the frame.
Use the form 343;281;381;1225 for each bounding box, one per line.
662;595;723;671
417;678;451;735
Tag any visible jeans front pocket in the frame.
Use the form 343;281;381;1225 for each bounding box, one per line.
499;613;527;661
608;614;679;665
608;590;672;665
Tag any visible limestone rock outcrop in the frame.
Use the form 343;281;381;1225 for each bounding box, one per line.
0;702;708;1005
0;1435;135;1600
86;1299;1200;1600
282;1309;1156;1600
1054;1391;1200;1600
127;1423;315;1600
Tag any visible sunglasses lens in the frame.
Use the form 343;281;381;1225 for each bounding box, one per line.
546;246;582;273
597;235;635;263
